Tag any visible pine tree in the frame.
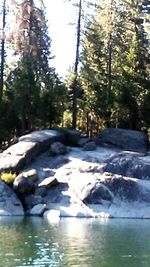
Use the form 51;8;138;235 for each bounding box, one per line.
7;0;52;82
80;0;120;128
5;0;65;133
79;0;150;131
114;0;150;129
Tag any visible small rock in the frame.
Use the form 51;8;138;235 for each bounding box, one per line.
13;174;35;194
83;141;97;151
50;142;67;155
30;204;47;216
38;177;59;188
20;169;37;180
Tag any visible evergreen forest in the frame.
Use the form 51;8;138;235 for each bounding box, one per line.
0;0;150;149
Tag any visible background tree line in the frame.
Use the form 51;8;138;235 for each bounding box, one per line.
0;0;150;148
0;0;67;147
77;0;150;136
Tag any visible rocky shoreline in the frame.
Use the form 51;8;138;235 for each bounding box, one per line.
0;128;150;219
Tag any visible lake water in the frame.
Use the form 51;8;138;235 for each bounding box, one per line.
0;217;150;267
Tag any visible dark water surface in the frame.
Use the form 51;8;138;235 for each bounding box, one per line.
0;216;150;267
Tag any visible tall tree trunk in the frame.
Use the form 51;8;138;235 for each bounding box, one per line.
108;32;112;102
72;0;82;129
29;0;34;53
106;0;113;126
0;0;6;99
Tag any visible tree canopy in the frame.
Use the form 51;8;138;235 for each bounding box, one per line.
0;0;150;147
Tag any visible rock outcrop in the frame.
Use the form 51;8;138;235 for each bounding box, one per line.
97;128;149;154
0;180;24;216
68;172;150;218
105;152;150;179
0;127;150;218
0;130;64;172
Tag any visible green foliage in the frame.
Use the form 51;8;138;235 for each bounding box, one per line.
3;2;67;136
1;0;150;144
62;109;72;128
1;172;16;184
5;56;67;133
6;56;41;134
79;0;150;131
113;75;139;129
0;97;18;145
40;71;67;128
140;90;150;128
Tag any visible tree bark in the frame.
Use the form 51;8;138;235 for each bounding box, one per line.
108;32;112;102
0;0;6;99
72;0;82;129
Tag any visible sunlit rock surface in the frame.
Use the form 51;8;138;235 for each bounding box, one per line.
0;128;150;218
0;130;64;172
26;145;150;218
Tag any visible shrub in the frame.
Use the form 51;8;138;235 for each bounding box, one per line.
0;172;16;184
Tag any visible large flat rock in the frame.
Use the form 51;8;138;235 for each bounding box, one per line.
97;128;148;153
19;130;64;145
3;141;37;156
0;154;25;172
0;130;64;172
1;142;38;172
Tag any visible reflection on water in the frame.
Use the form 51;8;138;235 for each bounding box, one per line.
0;217;150;267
